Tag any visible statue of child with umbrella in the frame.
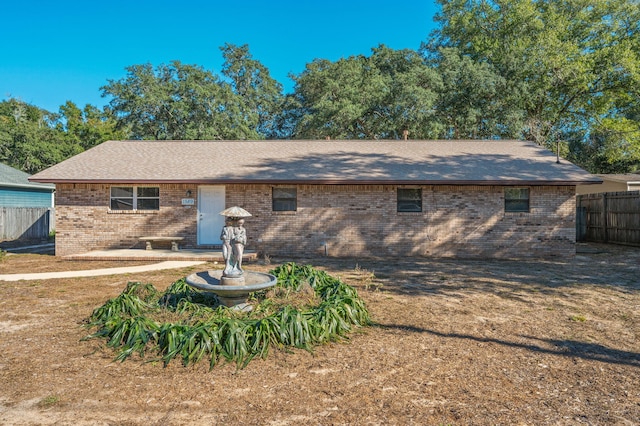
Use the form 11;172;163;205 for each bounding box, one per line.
219;206;251;278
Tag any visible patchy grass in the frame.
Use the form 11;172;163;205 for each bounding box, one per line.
0;243;638;425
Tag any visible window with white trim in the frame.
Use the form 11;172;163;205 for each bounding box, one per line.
110;186;160;210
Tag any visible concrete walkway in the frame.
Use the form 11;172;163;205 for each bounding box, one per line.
0;260;206;282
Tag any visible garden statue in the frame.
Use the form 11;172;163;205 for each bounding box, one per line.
231;218;246;273
220;209;249;278
186;206;277;310
220;217;234;275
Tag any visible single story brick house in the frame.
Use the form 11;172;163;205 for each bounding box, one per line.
29;139;601;259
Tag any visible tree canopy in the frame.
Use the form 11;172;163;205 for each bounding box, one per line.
2;3;640;174
101;60;259;140
0;98;123;173
427;0;640;170
100;44;285;141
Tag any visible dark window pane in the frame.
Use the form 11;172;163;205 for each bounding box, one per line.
397;200;422;212
110;186;159;211
273;188;297;199
505;199;529;212
137;198;160;210
398;188;422;212
273;199;297;211
111;198;134;210
111;187;133;197
273;187;297;211
138;187;159;197
505;188;529;200
505;188;530;212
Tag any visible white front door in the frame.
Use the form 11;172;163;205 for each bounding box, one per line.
197;186;225;245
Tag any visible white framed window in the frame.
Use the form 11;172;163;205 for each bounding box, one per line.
110;186;160;211
504;188;530;212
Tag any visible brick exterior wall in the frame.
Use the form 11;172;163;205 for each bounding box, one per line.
54;183;198;256
54;183;576;259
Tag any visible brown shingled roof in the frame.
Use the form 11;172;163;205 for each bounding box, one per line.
29;139;602;185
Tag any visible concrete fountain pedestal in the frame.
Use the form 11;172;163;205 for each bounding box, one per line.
185;270;277;311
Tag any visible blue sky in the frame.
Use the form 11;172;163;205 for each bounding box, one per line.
1;0;439;113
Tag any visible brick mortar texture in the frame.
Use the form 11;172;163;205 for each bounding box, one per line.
55;183;198;256
54;183;576;259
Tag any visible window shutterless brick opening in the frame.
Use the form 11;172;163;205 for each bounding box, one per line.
504;188;530;212
397;188;422;212
272;187;297;211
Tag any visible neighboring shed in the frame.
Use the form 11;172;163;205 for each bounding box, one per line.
30;139;601;259
576;174;640;195
1;163;55;241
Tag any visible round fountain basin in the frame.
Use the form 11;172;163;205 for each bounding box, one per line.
185;270;277;309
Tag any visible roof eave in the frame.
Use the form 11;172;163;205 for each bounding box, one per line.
1;182;55;191
28;178;602;186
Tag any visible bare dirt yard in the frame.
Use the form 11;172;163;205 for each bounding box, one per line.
0;243;638;425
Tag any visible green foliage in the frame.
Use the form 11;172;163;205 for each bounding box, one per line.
220;43;285;139
57;101;127;149
569;314;587;322
0;98;123;173
0;98;79;173
429;0;640;171
101;45;285;141
83;264;371;369
568;117;640;173
5;5;640;173
290;45;441;139
429;47;523;139
38;395;60;407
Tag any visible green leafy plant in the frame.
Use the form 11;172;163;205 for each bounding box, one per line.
83;263;371;369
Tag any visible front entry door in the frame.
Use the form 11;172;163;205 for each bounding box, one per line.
197;186;225;245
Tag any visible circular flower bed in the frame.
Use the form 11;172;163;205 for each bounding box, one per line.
83;263;371;369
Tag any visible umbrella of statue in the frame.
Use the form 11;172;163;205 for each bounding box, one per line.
219;206;252;218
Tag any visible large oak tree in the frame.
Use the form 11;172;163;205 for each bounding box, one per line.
427;0;640;171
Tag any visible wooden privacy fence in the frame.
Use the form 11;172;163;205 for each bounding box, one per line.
0;207;55;241
576;191;640;246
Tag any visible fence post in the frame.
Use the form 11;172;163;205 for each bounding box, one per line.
575;196;586;242
602;192;608;243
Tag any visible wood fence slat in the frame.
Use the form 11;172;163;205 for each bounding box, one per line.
0;207;55;241
576;191;640;246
